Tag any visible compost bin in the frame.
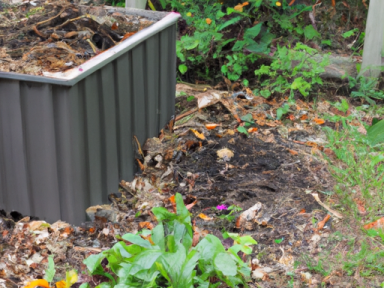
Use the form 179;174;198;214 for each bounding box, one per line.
0;4;179;224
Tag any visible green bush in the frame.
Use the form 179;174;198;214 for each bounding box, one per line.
83;193;256;287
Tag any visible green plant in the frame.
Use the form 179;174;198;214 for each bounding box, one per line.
330;98;349;113
217;205;243;222
83;193;255;287
367;119;384;146
254;43;329;98
348;75;384;105
236;114;258;136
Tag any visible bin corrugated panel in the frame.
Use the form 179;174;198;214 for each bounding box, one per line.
0;9;179;225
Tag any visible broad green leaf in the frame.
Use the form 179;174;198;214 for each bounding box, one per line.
178;250;200;287
342;28;358;38
232;40;246;51
83;253;105;273
95;283;112;288
244;23;262;39
214;253;237;276
367;120;384;145
44;255;56;282
240;114;254;123
155;262;171;282
159;243;187;284
122;234;153;249
236;235;257;246
132;250;162;269
237;126;249;136
152;223;166;250
178;64;188;74
152;207;177;221
304;25;320;40
175;193;191;223
79;284;89;288
217;16;242;31
274;238;284;244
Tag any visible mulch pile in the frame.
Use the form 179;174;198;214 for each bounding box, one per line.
0;0;153;75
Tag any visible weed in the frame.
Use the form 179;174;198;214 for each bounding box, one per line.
254;43;329;98
348;74;384;105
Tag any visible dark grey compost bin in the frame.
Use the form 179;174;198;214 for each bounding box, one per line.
0;7;180;225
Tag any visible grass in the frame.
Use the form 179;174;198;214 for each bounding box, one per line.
298;106;384;286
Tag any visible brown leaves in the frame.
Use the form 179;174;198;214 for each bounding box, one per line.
363;217;384;230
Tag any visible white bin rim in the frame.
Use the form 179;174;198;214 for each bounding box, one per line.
0;8;180;86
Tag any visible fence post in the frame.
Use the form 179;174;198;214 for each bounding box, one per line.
360;0;384;78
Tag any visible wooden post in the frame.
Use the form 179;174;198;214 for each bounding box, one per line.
360;0;384;78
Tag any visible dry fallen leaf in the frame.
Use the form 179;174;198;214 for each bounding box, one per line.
55;280;66;288
139;222;154;230
190;128;205;140
198;213;213;221
205;123;221;130
354;198;367;215
248;127;258;133
313;118;325;125
363;217;384;230
23;280;50;288
217;148;234;161
288;149;298;156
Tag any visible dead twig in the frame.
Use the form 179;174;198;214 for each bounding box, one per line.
73;246;103;252
311;192;343;219
175;108;198;121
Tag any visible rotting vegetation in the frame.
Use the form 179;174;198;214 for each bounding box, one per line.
0;1;153;75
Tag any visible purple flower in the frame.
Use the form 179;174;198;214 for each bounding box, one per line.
216;204;228;210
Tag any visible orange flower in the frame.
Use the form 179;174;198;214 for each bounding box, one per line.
206;18;212;25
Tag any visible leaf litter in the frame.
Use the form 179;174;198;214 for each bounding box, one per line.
0;0;154;75
0;83;380;287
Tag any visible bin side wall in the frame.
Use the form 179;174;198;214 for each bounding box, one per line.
0;26;176;225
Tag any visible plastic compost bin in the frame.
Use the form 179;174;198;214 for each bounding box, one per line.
0;7;180;225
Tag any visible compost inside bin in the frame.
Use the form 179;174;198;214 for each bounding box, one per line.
0;1;154;75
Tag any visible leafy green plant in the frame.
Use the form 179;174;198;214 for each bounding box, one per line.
83;193;255;287
330;98;349;113
367;119;384;146
348;75;384;105
236;114;257;136
217;205;243;222
254;43;329;98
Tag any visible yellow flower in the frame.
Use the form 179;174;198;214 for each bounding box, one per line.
206;18;212;25
275;1;282;6
186;12;192;17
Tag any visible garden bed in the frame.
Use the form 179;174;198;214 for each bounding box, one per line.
0;1;154;75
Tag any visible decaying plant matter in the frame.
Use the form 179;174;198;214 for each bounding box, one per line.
0;0;153;75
